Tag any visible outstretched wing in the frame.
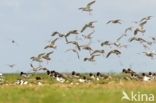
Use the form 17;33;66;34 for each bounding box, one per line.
87;0;96;7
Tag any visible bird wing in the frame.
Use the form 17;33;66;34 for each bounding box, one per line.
47;51;53;56
106;51;113;58
38;53;45;58
87;0;96;7
106;20;112;24
51;38;58;44
81;24;88;33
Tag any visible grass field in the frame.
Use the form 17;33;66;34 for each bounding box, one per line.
0;74;156;103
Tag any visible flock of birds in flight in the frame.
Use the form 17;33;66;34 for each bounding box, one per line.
27;0;156;73
0;0;156;85
4;0;156;73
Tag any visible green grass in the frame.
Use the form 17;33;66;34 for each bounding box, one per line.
0;74;156;103
0;82;156;103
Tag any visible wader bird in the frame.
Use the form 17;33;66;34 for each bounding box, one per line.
79;0;96;14
90;50;105;56
82;30;94;40
42;52;53;61
44;38;58;49
84;54;100;62
51;31;65;37
65;49;80;59
65;30;79;38
106;19;122;24
81;21;96;33
31;53;45;63
106;50;121;58
66;40;81;51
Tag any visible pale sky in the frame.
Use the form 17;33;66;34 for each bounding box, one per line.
0;0;156;73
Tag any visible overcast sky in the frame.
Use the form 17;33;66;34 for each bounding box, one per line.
0;0;156;73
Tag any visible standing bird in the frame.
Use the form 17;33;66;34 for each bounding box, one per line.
79;0;96;14
106;50;121;58
81;21;97;33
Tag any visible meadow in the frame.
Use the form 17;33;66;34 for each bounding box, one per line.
0;74;156;103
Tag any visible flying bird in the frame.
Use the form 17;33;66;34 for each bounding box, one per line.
7;64;16;68
82;30;94;40
79;0;96;14
84;54;100;62
142;51;156;58
81;21;96;33
65;30;79;38
90;50;105;56
106;50;121;58
44;38;58;49
51;31;65;37
65;49;80;59
140;16;152;22
101;41;112;47
42;51;54;61
66;41;81;51
106;19;122;24
31;53;45;63
134;28;145;35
